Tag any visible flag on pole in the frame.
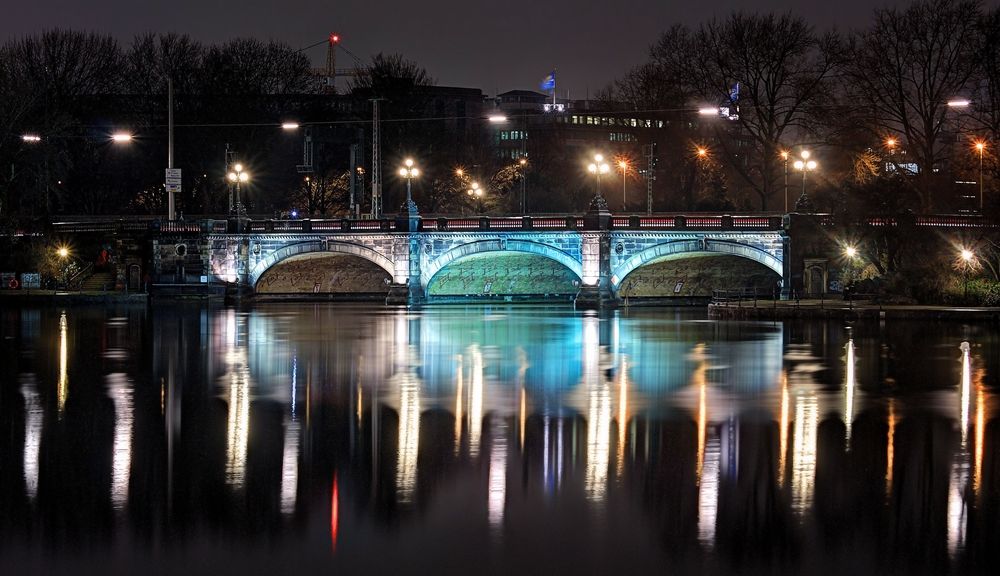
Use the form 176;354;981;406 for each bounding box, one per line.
540;71;556;91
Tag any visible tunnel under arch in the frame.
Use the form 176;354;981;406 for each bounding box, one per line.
425;242;582;300
613;242;782;298
252;241;393;297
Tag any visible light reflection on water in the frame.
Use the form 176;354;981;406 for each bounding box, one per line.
1;304;998;574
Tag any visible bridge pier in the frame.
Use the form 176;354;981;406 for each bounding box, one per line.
575;196;616;309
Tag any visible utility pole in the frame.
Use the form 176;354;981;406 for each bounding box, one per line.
642;143;657;214
370;98;383;219
225;144;235;214
167;77;175;221
349;143;360;218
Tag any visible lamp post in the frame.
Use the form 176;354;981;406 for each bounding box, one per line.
618;159;629;211
467;181;483;213
519;158;527;215
975;141;985;211
843;245;859;306
227;163;249;217
398;158;419;215
587;153;609;202
780;151;789;213
961;248;975;300
792;150;817;211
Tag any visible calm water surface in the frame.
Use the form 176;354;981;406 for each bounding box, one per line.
1;304;998;575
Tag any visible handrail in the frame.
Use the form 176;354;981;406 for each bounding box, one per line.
67;262;94;290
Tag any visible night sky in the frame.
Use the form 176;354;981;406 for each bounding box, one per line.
0;0;952;97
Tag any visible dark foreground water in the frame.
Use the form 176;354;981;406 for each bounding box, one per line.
1;304;998;575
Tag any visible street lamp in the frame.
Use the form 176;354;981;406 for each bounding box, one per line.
227;163;250;217
398;158;419;214
780;150;789;212
587;153;610;201
518;158;528;214
843;245;860;305
467;181;484;213
975;141;986;211
960;248;976;299
617;159;629;211
792;150;817;211
111;133;133;143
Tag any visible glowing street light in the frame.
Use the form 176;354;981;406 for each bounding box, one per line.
467;181;484;213
227;163;249;216
588;153;610;200
21;134;41;143
617;159;629;211
518;157;528;214
398;158;419;213
281;122;300;130
488;115;508;123
698;107;719;116
844;245;858;259
780;150;790;212
947;99;971;108
792;150;818;211
959;248;976;299
111;133;133;143
56;246;70;259
975;141;986;211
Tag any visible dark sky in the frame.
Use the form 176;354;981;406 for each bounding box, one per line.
0;0;969;97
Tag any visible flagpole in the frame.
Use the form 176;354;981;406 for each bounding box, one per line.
552;68;556;107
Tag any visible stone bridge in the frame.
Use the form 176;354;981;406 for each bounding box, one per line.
47;209;997;305
175;211;787;306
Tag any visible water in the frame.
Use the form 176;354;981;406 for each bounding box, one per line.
0;303;997;575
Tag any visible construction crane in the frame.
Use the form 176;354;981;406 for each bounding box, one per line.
298;33;364;92
296;35;378;217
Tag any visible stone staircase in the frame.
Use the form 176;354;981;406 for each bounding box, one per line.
80;271;115;292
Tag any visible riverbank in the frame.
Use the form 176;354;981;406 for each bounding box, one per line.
0;290;148;305
708;299;1000;322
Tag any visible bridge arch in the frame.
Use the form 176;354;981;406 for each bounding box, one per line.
422;239;582;290
610;239;782;291
249;240;395;288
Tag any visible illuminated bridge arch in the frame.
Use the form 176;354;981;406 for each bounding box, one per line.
249;240;395;288
422;239;583;290
610;239;783;291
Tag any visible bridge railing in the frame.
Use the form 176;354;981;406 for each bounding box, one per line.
814;213;999;229
711;287;778;304
43;212;999;236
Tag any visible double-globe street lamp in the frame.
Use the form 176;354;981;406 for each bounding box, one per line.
398;158;419;215
467;181;484;213
588;154;610;202
227;163;250;217
793;150;818;211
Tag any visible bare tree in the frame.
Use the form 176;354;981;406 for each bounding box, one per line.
653;15;844;211
291;171;349;217
848;0;981;211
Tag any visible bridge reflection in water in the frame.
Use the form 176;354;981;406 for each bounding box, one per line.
2;304;997;573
